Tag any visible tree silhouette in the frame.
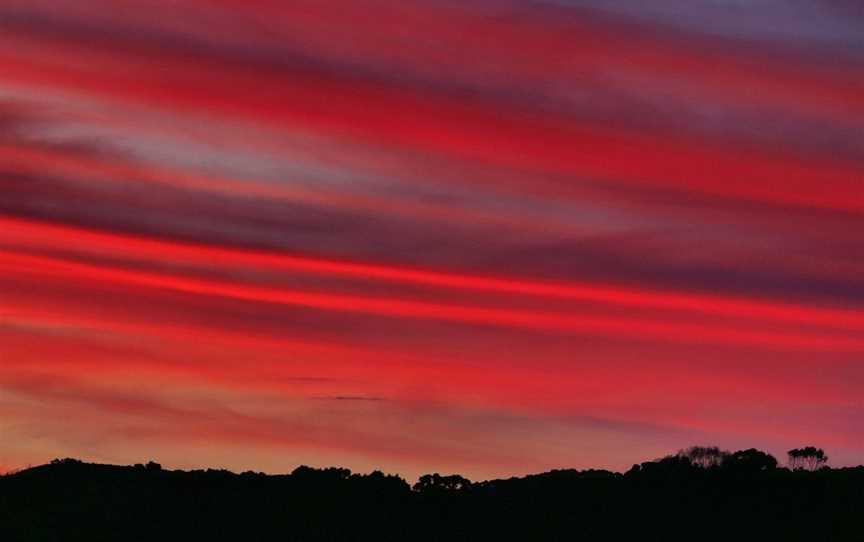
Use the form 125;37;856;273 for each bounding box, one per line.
676;446;728;468
724;448;777;472
787;447;828;471
2;446;860;541
413;473;473;493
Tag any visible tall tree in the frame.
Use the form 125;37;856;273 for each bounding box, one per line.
787;447;828;470
677;446;728;468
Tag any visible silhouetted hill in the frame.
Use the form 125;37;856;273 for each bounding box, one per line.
2;452;863;541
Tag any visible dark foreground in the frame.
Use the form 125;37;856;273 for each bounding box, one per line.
2;456;862;541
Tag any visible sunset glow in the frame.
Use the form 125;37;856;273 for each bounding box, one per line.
1;0;862;480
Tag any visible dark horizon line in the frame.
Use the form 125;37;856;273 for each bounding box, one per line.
5;445;857;483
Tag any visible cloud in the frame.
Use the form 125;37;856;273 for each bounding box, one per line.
0;0;862;477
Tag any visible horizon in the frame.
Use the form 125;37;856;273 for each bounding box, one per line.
1;0;863;481
5;446;862;541
4;444;856;483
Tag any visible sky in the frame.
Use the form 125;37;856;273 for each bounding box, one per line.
0;0;862;481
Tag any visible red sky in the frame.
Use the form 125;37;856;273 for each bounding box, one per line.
0;0;862;480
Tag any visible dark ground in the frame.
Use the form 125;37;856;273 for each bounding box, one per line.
1;453;862;541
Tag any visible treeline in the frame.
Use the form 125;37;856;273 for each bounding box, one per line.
1;447;862;541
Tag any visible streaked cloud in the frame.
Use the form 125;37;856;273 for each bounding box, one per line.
0;0;861;478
